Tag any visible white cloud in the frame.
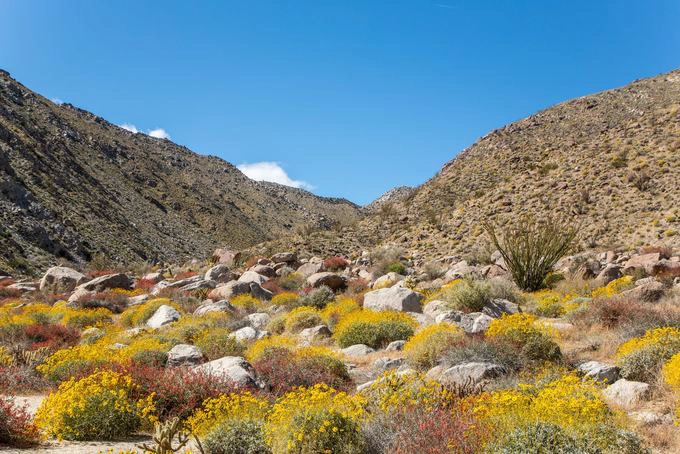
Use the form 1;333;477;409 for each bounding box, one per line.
237;162;313;190
51;97;63;105
119;123;139;133
148;128;170;139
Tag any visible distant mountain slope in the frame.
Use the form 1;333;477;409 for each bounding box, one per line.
0;70;362;273
253;69;680;261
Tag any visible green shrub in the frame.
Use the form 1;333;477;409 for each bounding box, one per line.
619;344;678;382
483;216;577;292
387;262;406;275
334;311;416;349
285;307;322;333
204;419;271;454
442;279;491;312
520;332;562;362
195;328;245;361
487;423;582;453
279;273;305;291
298;286;336;310
287;410;364;454
442;337;522;372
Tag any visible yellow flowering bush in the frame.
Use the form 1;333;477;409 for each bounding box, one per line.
663;353;680;390
60;307;113;329
486;313;561;362
530;289;582;317
617;327;680;381
271;292;300;307
333;310;416;348
266;384;366;454
591;275;634;299
37;335;171;382
361;371;454;413
284;306;322;333
188;392;269;436
473;373;610;434
230;294;261;312
486;313;544;340
404;323;463;369
194;327;245;360
320;296;360;329
34;370;155;440
245;335;297;362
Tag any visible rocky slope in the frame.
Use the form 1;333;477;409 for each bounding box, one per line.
254;68;680;261
0;70;363;274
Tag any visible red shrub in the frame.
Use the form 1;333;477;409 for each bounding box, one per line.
323;256;349;271
24;323;80;351
253;348;351;396
364;402;488;454
0;395;41;447
134;278;156;290
115;364;236;421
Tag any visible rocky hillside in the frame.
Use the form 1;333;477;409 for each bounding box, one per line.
0;70;363;274
255;68;680;261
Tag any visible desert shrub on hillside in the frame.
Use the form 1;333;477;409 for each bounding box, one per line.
404;323;463;369
204;419;271;454
194;328;245;360
266;384;365;454
278;272;305;291
486;313;561;362
441;337;523;372
188;392;269;437
440;278;491;312
320;296;360;329
483;216;577;291
298;285;335;309
245;335;297;362
333;311;416;349
284;306;322;333
229;294;261;313
617;327;680;382
369;245;405;275
270;291;300;308
253;346;351;396
0;395;40;447
34;370;155;440
323;256;349;271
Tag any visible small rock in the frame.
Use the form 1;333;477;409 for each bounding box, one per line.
194;300;236;316
306;272;347;290
385;340;406;351
458;312;493;334
204;264;235;283
372;272;405;289
577;361;620;384
299;325;332;343
342;344;376;357
482;299;521;318
246;313;271;330
167;344;204;367
602;379;651;409
271;252;296;263
238;271;269;285
363;287;424;313
193;356;261;388
229;326;259;343
39;266;87;293
436;362;506;386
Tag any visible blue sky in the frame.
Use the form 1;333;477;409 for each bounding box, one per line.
1;1;678;205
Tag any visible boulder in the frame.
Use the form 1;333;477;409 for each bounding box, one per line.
204;264;235;283
249;264;276;278
577;361;620;384
79;273;132;292
621;280;665;302
194;300;236;316
246;313;271;330
167;344;204;367
482;299;521;318
306;272;347;290
238;271;269;285
363;287;424;313
435;310;463;324
271;252;296;263
459;312;493;334
596;264;623;285
128;294;150;306
249;283;273;301
7;282;38;293
146;305;181;328
180;279;216;292
372;272;405;289
208;281;251;300
385;340;406;352
193;356;261;388
373;357;404;371
141;271;164;283
652;259;680;277
211;249;241;267
296;262;324;278
341;344;376;357
602;379;651;409
623;253;660;275
229;326;259;343
436;362;506;386
423;300;451;319
39;266;87;293
299;325;332;344
444;261;478;282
